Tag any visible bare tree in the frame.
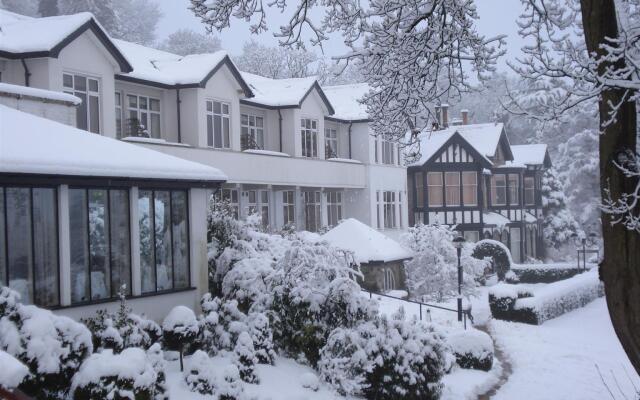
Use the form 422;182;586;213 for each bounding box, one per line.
159;29;221;56
189;0;505;144
235;40;318;79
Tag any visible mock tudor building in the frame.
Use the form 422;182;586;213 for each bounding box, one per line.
0;10;409;313
407;108;550;262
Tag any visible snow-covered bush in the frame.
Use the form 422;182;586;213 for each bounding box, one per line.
200;294;248;354
402;224;487;302
163;306;199;371
221;257;273;313
447;329;494;371
217;365;245;400
234;332;259;384
300;372;320;392
319;312;448;399
0;287;92;399
147;343;169;400
270;240;373;366
511;263;581;283
71;347;163;400
472;239;512;280
247;312;276;364
82;294;161;353
0;350;29;390
184;350;216;395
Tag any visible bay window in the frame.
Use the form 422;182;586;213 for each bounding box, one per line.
138;190;190;294
427;172;443;207
445;172;460;206
525;177;535;205
491;174;507;206
127;95;161;138
509;174;520;205
1;187;59;306
69;188;131;303
325;128;338;158
462;171;478;206
304;191;322;232
301;118;318;158
207;100;231;149
241;114;264;150
63;73;100;133
326;191;343;227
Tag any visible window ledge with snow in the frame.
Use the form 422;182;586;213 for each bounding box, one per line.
327;157;362;164
122;136;191;147
242;149;291;157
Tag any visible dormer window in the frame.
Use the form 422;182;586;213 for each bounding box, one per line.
325;128;338;158
127;95;161;138
63;73;100;134
241;114;264;150
301;118;318;158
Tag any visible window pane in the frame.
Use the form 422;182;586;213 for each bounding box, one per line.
69;189;90;303
115;92;121;106
462;171;477;206
509;174;519;205
0;188;5;286
214;115;222;148
110;190;131;296
32;188;59;307
171;191;189;289
151;114;161;139
89;189;110;300
139;96;148;109
213;101;221;114
88;79;98;92
223;117;230;148
427;172;443;207
207;115;213;147
6;188;33;303
154;191;173;291
138;190;155;293
89;95;100;133
150;99;160;112
74;75;86;91
63;74;73;88
206;100;212;112
128;95;137;108
76;93;88;130
415;172;424;207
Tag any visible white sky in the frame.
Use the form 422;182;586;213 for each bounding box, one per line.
156;0;526;71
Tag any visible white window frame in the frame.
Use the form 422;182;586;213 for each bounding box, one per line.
115;91;123;138
304;191;322;232
207;99;231;149
241;113;264;150
325;127;338;159
301;118;318;158
217;188;239;219
282;191;295;226
63;72;100;133
126;94;161;138
383;191;397;229
245;190;269;229
382;139;395;165
326;191;343;227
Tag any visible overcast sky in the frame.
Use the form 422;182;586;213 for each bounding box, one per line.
156;0;525;71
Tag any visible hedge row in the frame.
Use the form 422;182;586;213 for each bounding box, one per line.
489;270;603;325
509;265;582;284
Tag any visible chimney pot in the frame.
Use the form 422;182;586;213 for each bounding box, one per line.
461;109;469;125
441;104;449;127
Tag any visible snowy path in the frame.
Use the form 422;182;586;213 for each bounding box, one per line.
475;324;513;400
488;298;639;400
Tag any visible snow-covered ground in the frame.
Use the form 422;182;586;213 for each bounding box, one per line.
490;298;639;400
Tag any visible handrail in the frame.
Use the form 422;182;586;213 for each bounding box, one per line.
363;289;473;329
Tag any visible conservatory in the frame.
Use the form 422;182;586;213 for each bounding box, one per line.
0;105;226;321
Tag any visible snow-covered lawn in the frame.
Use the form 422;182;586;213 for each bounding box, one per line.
490;298;639;400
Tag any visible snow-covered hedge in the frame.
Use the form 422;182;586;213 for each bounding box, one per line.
318;310;448;399
184;351;246;399
447;329;494;371
489;269;604;324
0;287;93;399
510;263;583;283
472;239;512;280
71;347;165;400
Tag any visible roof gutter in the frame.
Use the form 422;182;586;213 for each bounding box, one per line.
20;59;31;87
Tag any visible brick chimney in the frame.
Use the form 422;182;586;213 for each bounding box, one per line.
441;104;449;127
461;109;469;125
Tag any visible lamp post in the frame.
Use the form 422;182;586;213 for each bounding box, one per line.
453;235;466;322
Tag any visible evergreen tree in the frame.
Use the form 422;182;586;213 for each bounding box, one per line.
233;332;259;384
38;0;58;16
541;167;582;252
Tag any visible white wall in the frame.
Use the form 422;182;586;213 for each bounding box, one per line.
0;94;76;126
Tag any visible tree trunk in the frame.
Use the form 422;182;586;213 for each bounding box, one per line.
580;0;640;374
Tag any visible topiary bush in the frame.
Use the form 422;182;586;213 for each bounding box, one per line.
472;239;512;280
163;306;199;371
447;329;494;371
233;332;259;384
247;312;276;364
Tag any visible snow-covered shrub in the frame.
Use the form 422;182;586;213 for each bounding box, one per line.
447;329;494;371
147;343;169;400
184;350;216;395
247;312;276;364
82;293;162;352
510;263;582;283
71;347;162;400
402;224;487;302
472;239;512;280
270;240;372;366
319;313;448;399
300;372;320;392
163;306;199;371
221;257;273;313
200;295;248;354
0;287;93;399
0;350;29;390
234;332;259;384
217;365;245;400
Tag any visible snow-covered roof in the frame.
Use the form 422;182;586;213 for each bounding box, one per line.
0;82;81;105
241;72;334;114
323;83;370;121
483;212;511;228
409;122;507;167
511;144;549;166
321;218;412;264
0;105;227;183
114;40;250;94
0;10;131;72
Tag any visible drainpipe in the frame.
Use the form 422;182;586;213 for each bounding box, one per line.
348;121;353;159
176;88;182;143
278;109;283;152
21;59;30;87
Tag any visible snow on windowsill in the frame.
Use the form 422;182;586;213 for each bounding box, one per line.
0;82;81;105
122;136;191;147
243;149;291;157
327;157;362;164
